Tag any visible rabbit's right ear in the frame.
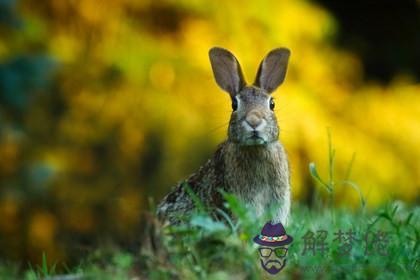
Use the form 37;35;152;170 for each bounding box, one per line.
209;47;246;96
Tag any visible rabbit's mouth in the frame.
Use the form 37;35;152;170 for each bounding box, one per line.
242;132;267;146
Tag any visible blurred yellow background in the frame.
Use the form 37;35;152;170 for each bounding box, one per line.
0;0;418;265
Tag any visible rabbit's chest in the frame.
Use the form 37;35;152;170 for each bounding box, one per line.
226;166;290;223
233;172;283;203
225;159;285;199
248;183;275;207
222;141;290;205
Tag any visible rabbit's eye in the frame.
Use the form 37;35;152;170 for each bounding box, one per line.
269;98;275;110
232;98;238;111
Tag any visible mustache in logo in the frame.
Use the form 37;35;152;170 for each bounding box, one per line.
260;259;287;274
264;260;282;268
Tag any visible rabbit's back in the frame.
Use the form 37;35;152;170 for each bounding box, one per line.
156;144;226;224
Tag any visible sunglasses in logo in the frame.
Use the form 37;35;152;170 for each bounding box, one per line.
258;247;288;258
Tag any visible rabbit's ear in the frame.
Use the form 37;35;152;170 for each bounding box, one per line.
209;47;246;96
254;48;290;93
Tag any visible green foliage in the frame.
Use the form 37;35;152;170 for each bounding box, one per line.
25;252;57;280
1;199;417;279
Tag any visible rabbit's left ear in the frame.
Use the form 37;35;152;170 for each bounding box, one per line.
254;48;290;93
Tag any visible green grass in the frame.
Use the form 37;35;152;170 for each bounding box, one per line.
0;199;418;279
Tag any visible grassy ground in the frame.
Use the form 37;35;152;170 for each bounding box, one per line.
0;198;418;280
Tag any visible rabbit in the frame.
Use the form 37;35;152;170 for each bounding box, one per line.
157;47;291;226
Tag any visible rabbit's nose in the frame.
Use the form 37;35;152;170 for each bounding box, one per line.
245;111;263;129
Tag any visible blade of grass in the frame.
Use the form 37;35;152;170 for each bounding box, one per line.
309;162;332;193
215;208;238;235
183;182;205;212
344;152;357;181
327;128;335;192
42;252;48;277
341;180;366;209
